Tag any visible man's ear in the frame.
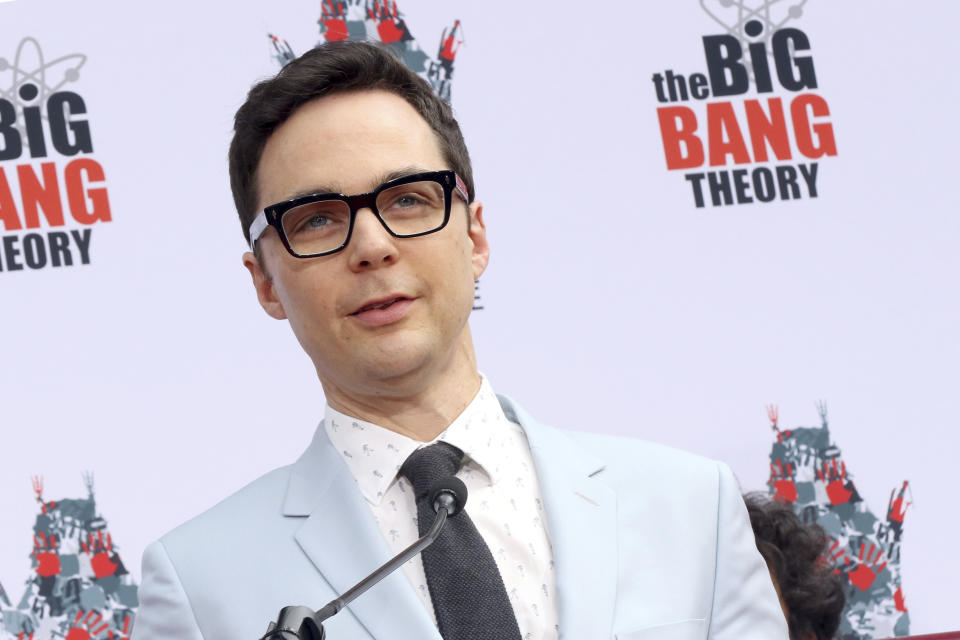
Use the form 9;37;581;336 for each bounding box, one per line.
467;201;489;281
242;251;287;320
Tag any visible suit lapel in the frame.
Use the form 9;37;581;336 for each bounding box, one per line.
284;425;441;640
499;396;619;639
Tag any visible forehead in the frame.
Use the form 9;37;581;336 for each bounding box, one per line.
255;89;446;209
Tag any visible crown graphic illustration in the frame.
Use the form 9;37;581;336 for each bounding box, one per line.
765;403;911;639
268;0;463;102
0;475;138;640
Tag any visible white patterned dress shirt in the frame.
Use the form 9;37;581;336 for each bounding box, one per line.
324;376;559;639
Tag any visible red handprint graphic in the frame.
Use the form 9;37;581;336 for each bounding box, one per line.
767;404;779;428
320;1;349;42
367;0;411;44
766;405;793;442
825;536;850;571
81;530;118;579
109;614;133;640
32;475;56;514
64;610;111;640
825;536;890;590
438;20;462;62
268;33;295;66
769;459;797;503
847;540;888;591
816;457;854;506
887;481;911;524
33;530;61;577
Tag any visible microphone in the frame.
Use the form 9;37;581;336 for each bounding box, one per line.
429;476;466;517
260;477;468;640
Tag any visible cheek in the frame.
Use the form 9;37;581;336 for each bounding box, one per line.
448;224;477;271
431;237;475;296
439;244;479;322
276;275;337;331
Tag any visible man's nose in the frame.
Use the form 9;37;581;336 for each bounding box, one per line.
345;207;399;271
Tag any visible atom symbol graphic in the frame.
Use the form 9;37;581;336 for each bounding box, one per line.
701;0;808;40
0;37;86;154
700;0;810;84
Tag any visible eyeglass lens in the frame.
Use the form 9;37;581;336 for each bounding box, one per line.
280;179;448;256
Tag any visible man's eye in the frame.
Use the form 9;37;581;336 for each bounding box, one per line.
291;215;330;234
395;194;424;208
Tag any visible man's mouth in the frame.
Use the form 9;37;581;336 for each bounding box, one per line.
350;296;410;316
347;295;416;328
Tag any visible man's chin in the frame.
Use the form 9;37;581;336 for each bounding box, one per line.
354;337;439;382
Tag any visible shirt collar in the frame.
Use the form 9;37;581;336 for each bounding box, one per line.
324;375;510;505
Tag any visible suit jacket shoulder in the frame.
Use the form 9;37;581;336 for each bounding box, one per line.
133;464;298;640
562;429;733;512
134;427;396;640
165;464;293;544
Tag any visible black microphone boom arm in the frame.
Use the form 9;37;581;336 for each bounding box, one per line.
315;506;448;621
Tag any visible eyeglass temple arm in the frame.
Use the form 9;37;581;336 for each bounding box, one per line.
454;174;469;203
248;211;268;251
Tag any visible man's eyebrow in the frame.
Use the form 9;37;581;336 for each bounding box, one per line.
286;184;341;199
283;166;432;200
375;166;432;186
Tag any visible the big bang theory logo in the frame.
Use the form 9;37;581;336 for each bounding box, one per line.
653;9;837;208
0;38;110;273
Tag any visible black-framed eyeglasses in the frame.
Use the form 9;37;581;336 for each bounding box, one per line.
248;170;469;258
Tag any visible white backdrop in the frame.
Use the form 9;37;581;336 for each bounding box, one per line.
1;1;957;637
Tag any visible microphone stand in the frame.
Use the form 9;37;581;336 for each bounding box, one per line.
260;506;450;640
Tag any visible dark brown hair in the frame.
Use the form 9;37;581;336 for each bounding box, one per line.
229;41;474;245
744;493;846;640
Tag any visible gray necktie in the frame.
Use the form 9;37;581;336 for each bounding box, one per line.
399;442;522;640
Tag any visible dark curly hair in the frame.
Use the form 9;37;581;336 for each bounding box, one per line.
744;493;846;640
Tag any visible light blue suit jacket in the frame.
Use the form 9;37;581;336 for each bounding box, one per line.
133;397;788;640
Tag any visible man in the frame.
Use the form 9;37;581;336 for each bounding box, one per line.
133;42;788;640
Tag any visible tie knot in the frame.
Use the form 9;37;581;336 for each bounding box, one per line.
399;442;464;499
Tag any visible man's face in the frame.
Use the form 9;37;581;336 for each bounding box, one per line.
244;90;488;396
